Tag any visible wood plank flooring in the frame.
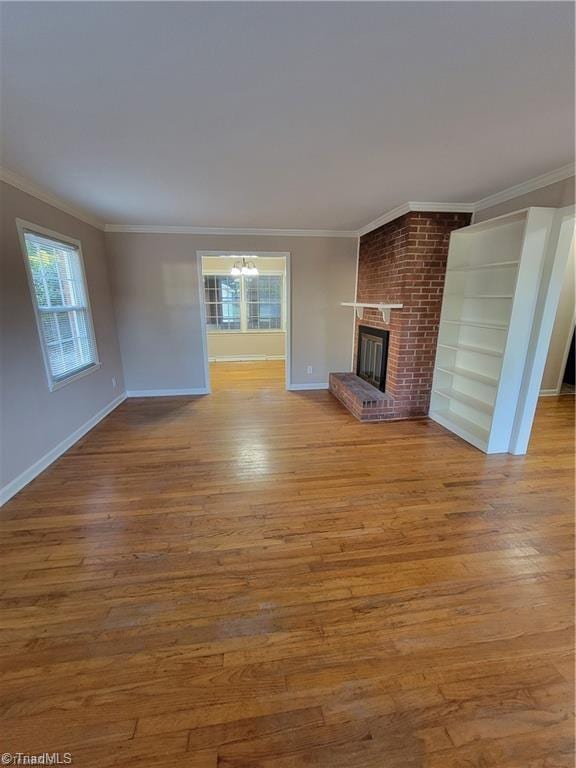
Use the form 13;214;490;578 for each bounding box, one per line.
1;361;574;767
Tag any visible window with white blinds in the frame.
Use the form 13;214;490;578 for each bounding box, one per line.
19;223;100;390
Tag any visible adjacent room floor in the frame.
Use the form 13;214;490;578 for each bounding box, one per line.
1;365;573;767
209;359;286;392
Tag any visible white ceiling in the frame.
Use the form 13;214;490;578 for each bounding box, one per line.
1;2;574;230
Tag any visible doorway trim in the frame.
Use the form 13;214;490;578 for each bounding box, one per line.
196;251;291;392
509;205;575;453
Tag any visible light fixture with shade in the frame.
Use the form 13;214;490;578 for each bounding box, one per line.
230;257;258;277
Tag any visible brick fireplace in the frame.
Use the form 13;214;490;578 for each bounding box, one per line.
330;210;471;422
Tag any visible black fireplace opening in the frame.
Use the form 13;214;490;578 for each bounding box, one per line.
356;325;390;392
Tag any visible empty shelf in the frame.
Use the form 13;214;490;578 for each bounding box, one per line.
436;365;498;386
433;387;493;414
464;294;514;299
430;409;490;451
441;319;508;330
444;293;514;299
438;342;503;358
447;260;519;272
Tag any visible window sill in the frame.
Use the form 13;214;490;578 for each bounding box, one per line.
49;361;102;392
207;329;285;335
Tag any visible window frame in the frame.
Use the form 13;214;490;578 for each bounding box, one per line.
243;273;285;332
203;271;285;334
16;219;101;392
203;273;243;333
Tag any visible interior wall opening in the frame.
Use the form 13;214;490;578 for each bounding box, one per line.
199;252;289;392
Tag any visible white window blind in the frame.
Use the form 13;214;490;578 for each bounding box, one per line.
21;227;99;389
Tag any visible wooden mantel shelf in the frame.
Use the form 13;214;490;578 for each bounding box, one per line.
341;302;403;323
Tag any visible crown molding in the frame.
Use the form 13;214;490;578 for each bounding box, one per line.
103;224;358;237
1;170;355;236
3;162;573;239
357;203;411;237
474;163;575;213
357;201;474;237
357;164;575;236
408;201;476;213
0;167;105;230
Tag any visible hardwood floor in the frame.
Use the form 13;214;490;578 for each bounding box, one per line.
1;362;574;767
209;359;286;391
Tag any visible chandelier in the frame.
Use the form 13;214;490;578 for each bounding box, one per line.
230;257;258;277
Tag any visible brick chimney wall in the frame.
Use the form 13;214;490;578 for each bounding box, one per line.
355;211;472;419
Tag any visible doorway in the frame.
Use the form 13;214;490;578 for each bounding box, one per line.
560;328;575;394
197;251;290;393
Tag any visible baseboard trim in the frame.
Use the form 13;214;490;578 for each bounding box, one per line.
126;388;210;397
540;388;574;397
0;392;127;508
209;355;285;362
288;383;330;391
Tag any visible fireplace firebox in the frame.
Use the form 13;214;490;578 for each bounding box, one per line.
356;325;389;392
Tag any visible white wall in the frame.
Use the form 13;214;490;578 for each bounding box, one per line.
0;181;125;500
474;177;575;222
208;332;285;361
106;232;357;390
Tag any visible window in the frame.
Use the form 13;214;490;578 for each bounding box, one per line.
18;222;100;390
245;275;283;329
204;275;241;330
203;273;284;332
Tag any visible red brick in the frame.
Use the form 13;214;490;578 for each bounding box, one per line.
341;210;471;422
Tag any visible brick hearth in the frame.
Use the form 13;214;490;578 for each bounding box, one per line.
329;372;395;422
330;210;471;422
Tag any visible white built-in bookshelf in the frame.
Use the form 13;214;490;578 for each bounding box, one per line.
430;207;558;454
